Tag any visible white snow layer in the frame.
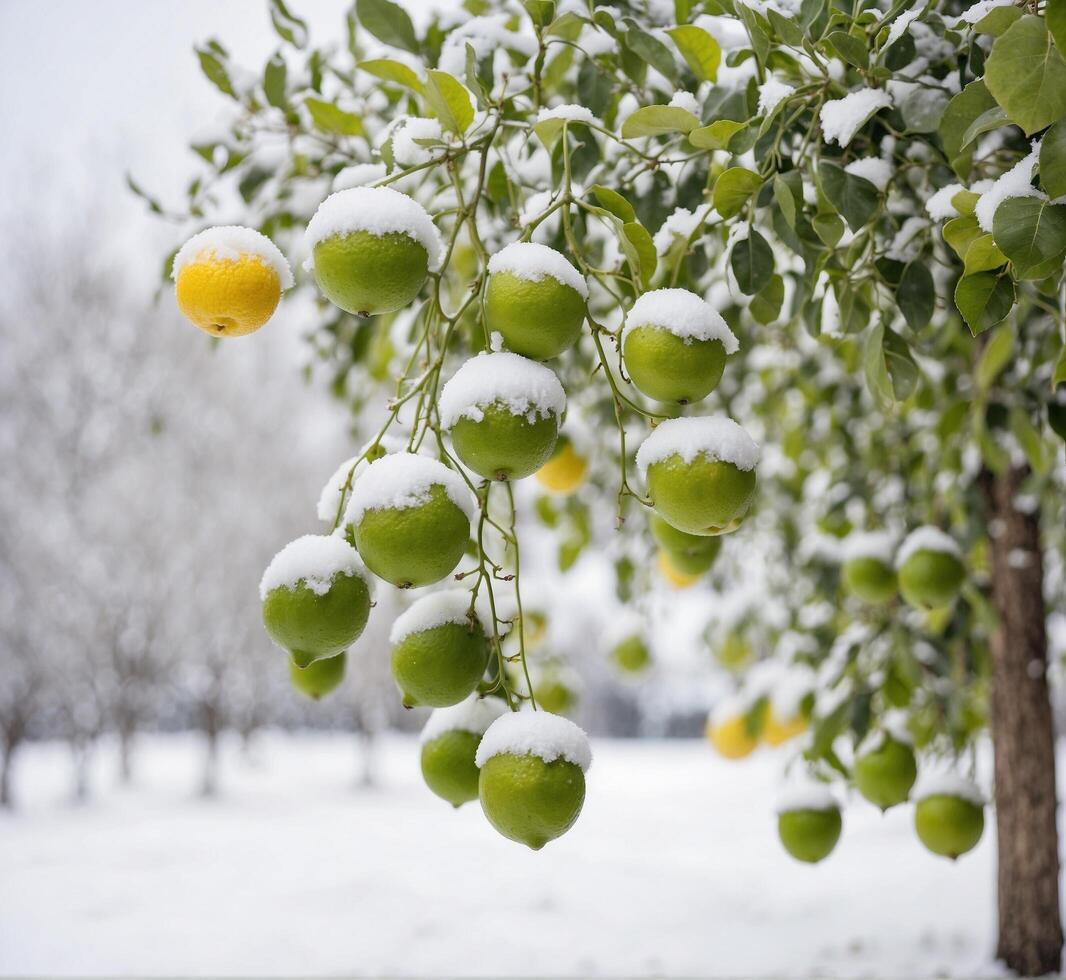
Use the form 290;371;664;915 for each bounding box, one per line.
390;589;483;645
653;207;706;255
316;436;410;522
975;142;1042;233
537;104;600;125
476;709;593;772
669;91;701;116
333;163;387;191
914;773;985;806
438;352;566;428
926;182;965;220
259;534;368;600
172;225;294;288
896;525;962;568
420;694;509;744
758;77;794;115
344;453;476;526
305;186;445;271
820;89;894;147
487;241;589;298
392;117;445;167
957;0;1015;25
844;157;893;192
636;416;760;475
623;288;739;351
842;530;897;565
775;781;840;814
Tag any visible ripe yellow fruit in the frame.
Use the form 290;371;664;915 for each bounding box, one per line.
657;550;701;588
763;712;807;746
706;712;758;759
173;226;292;337
535;438;588;494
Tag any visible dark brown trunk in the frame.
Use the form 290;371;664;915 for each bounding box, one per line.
982;464;1062;975
0;741;15;808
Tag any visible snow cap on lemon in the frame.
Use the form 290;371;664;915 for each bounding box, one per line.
332;162;387;191
775;780;839;814
623;288;737;350
344;452;476;526
259;534;369;600
420;694;508;744
896;526;961;568
488;242;588;299
476;709;593;772
914;773;985;806
316;435;409;522
173;225;294;288
390;589;484;645
439;351;566;427
636;416;760;476
842;530;897;564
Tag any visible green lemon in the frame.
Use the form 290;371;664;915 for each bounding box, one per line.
313;230;429;316
623;326;728;403
898;550;965;610
611;635;651;674
715;632;753;671
485;271;585;360
450;402;560;481
534;676;577;715
421;729;484;807
915;794;984;859
290;652;347;700
650;513;723;564
778;807;842;864
842;556;898;604
392;621;490;708
853;736;917;810
646;453;756;536
351;485;470;588
479;753;586;850
263;573;371;668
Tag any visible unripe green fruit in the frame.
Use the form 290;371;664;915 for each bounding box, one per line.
778;807;842;864
289;652;347;699
485;271;585;360
650;513;723;565
915;794;984;859
611;635;651;674
623;326;728;403
715;632;753;671
853;736;917;810
534;677;576;715
263;573;371;668
392;621;490;708
842;557;897;604
898;550;965;611
421;729;483;807
351;485;470;588
312;230;429;316
479;753;586;850
450;402;560;481
647;453;756;536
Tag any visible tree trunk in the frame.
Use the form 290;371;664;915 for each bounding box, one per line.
0;740;16;809
983;464;1063;975
201;728;219;798
118;727;135;785
70;736;93;804
357;729;376;789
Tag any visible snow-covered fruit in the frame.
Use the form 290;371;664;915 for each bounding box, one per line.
706;700;758;760
853;734;917;810
897;527;965;611
914;777;985;859
776;785;843;864
762;709;807;747
289;652;347;700
260;535;372;667
440;352;566;481
484;242;588;360
344;453;475;588
476;710;592;850
841;532;897;604
305;186;443;316
622;289;738;403
610;634;651;674
420;695;507;807
390;591;490;708
535;436;588;495
173;226;292;337
638;417;759;536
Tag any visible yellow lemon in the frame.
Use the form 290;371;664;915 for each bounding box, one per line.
657;550;701;589
535;438;588;494
706;714;758;760
173;226;292;337
763;712;808;746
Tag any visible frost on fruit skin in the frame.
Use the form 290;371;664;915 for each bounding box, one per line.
623;288;739;351
475;709;593;773
172;225;294;288
536;104;601;126
332;163;387;191
841;530;897;565
438;352;567;427
259;534;370;600
914;773;985;806
305;186;445;271
774;780;839;814
819;89;894;147
636;416;760;475
896;525;962;568
390;589;484;645
344;453;476;526
420;693;508;744
487;241;589;299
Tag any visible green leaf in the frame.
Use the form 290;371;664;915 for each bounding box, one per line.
1054;344;1066;389
976;322;1016;388
357;58;425;93
196;45;236;99
1040;120;1066;199
972;3;1023;36
959;104;1011;150
901;87;949;133
882;326;919;400
1049;400;1066;442
984;15;1066;135
713;167;762;219
750;274;784;324
773;173;800;228
992;197;1066;279
1049;0;1066;54
939;80;997;177
943;214;982;260
589;185;636;222
625;24;679;83
863;322;894;405
424;70;474;134
827;30;867;68
621;105;701;138
813;212;845;247
897;261;935;330
955;272;1015;335
688;119;746;149
1009;407;1050;474
356;0;420;54
263;53;287;109
666;25;721;82
767;7;804;45
305;98;364;136
622;221;658;288
730;230;774;295
818;161;879;232
269;0;309;48
522;0;556;27
963;234;1008;274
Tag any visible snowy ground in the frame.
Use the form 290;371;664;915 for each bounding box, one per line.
1;733;1005;978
